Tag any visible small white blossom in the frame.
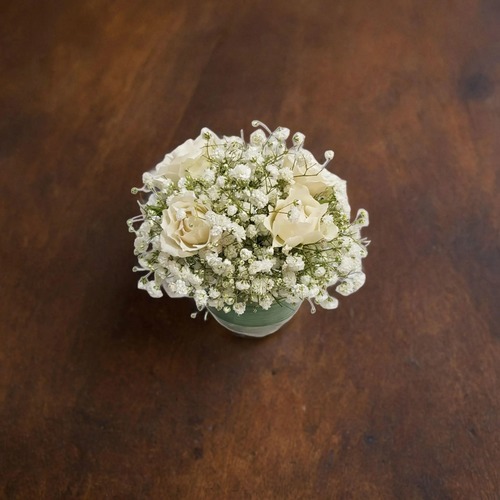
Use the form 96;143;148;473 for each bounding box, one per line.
198;193;210;206
230;222;246;242
239;211;249;222
259;296;274;310
202;168;216;183
233;302;246;315
283;270;296;286
322;214;334;225
170;279;189;295
248;261;260;275
336;272;366;296
236;280;250;291
240;248;252;260
138;278;163;298
264;246;274;256
134;236;149;253
266;164;280;178
293;283;310;299
268;190;279;204
288;203;302;222
229;164;251;181
260;259;275;273
285;255;305;272
250;129;266;146
246;225;258;238
142;172;174;191
226;205;238;216
194;289;208;308
300;275;311;285
224;245;238;259
292;132;305;147
278;167;294;183
222;294;235;305
210;226;223;239
251;214;266;225
249;189;268;209
314;266;326;277
315;294;339;309
252;277;271;295
273;127;290;141
207;185;220;201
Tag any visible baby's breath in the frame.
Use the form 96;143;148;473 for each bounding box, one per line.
128;122;369;314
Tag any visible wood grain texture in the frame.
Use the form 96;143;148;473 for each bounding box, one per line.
1;0;499;498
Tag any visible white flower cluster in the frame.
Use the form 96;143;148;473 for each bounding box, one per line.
128;121;369;314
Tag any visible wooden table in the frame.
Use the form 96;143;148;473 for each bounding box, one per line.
1;1;499;498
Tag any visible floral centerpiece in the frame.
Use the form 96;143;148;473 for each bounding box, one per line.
128;121;369;336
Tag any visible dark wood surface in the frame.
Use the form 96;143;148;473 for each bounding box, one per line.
1;0;499;498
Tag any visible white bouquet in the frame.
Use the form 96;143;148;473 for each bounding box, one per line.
128;121;369;315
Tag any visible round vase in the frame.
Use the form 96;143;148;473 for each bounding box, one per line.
208;302;301;338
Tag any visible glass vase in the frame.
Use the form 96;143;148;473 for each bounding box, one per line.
208;301;302;338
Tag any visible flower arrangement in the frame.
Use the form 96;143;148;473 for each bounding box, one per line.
128;121;369;316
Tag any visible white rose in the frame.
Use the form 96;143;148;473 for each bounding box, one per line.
160;192;212;257
154;128;218;183
284;150;351;217
264;184;331;248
